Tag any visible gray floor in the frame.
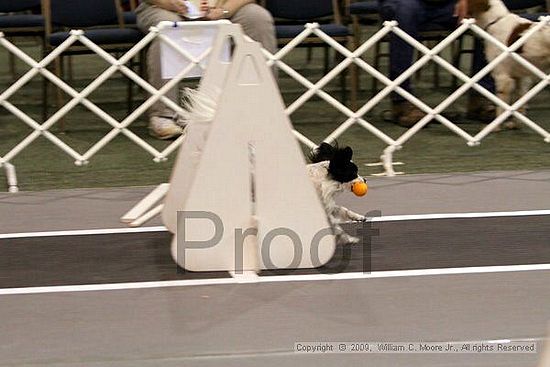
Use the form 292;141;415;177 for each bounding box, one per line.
0;170;549;367
1;170;550;233
0;272;548;366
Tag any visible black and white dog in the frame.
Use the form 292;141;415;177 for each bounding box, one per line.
307;142;367;245
180;89;367;245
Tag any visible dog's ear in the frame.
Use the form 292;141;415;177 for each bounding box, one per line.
318;142;334;155
328;146;359;183
342;146;353;161
309;142;335;163
332;146;353;162
468;0;490;16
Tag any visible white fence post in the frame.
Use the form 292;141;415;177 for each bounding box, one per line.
2;163;18;193
0;17;549;189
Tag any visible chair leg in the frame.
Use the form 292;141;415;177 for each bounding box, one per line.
140;49;147;80
127;78;133;115
66;56;74;82
451;35;465;88
340;67;347;105
419;40;441;88
127;57;134;115
324;46;330;74
432;40;441;88
42;70;48;122
9;52;16;81
349;33;359;110
434;56;440;88
349;61;358;110
41;41;48;122
372;41;382;92
54;56;65;132
352;15;362;99
332;42;348;105
414;48;422;82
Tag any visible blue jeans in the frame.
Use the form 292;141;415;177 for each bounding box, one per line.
379;0;495;102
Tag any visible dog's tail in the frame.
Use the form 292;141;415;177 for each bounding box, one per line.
179;87;220;125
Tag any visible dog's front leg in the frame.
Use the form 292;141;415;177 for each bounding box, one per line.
333;205;366;222
328;209;361;245
507;77;531;129
494;73;516;130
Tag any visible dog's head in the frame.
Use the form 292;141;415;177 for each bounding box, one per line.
310;142;361;185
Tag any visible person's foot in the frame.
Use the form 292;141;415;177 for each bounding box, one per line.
148;116;184;140
466;97;496;123
391;101;425;128
499;119;522;131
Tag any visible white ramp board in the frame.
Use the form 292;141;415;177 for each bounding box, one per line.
163;24;335;272
162;23;234;234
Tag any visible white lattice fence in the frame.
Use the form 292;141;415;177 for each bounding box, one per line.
1;17;549;191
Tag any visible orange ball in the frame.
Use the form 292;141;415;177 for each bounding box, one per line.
352;181;368;197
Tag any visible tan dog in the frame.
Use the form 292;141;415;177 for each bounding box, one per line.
468;0;550;129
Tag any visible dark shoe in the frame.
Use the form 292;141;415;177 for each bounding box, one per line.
391;101;426;128
466;96;496;123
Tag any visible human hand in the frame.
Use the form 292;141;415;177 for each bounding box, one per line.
454;0;468;23
165;0;188;16
204;7;227;20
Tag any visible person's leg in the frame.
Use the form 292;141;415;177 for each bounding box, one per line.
136;3;184;138
380;0;430;126
380;0;425;100
420;1;495;122
382;0;464;127
471;39;494;92
422;0;457;30
230;3;277;55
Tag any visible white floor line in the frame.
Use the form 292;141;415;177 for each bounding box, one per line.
1;209;549;240
1;263;549;296
0;226;167;239
369;209;550;222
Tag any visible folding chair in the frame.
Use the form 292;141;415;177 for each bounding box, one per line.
505;0;548;20
0;0;43;37
0;0;44;37
0;0;45;116
348;0;378;52
261;0;357;108
347;0;467;92
42;0;144;128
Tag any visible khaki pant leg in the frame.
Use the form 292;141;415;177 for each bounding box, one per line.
230;3;277;55
136;3;183;118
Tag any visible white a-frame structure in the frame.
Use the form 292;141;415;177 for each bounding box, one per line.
124;22;335;273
